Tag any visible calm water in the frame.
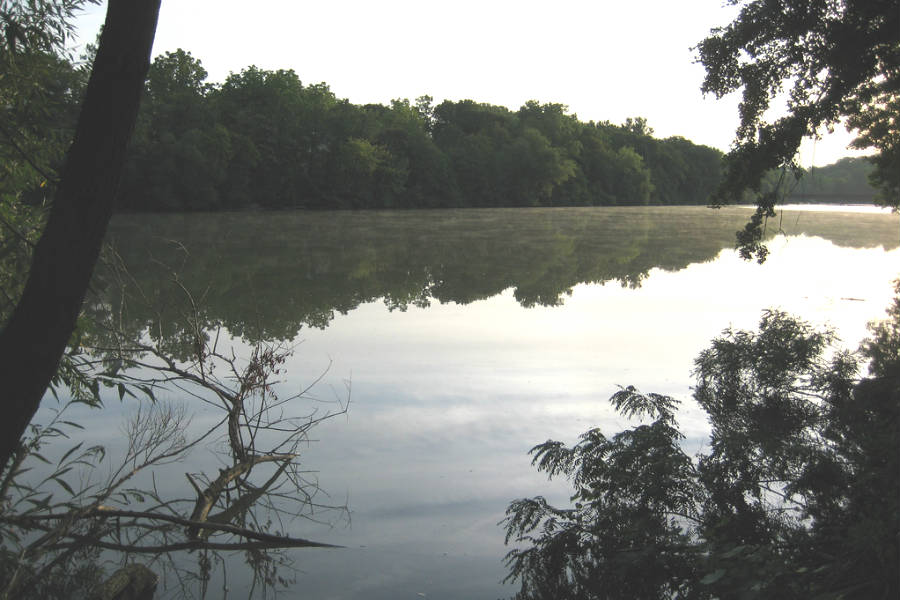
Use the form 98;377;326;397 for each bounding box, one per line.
84;206;897;598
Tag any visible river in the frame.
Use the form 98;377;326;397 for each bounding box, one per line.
75;205;899;598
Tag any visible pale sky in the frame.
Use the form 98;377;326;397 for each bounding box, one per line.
75;0;871;167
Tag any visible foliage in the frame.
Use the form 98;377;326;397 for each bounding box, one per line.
861;281;900;377
761;156;878;203
0;0;96;55
696;0;900;259
504;299;900;599
3;23;728;215
0;256;350;598
1;6;349;594
101;48;727;212
848;86;900;207
0;0;89;325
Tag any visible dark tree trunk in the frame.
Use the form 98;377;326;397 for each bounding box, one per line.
0;0;162;473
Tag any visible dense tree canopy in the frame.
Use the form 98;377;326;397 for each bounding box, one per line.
697;0;899;259
504;292;900;599
765;156;878;202
11;35;892;219
104;49;727;211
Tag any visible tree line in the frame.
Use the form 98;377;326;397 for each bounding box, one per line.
9;44;886;218
766;156;878;202
115;49;725;211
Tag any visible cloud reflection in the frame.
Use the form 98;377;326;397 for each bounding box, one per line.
43;213;899;598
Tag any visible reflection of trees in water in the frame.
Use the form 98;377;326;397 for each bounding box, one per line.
91;207;899;344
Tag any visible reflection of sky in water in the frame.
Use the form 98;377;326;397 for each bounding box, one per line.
261;234;898;599
32;232;900;599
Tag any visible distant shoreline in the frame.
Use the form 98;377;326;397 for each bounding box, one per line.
111;202;894;217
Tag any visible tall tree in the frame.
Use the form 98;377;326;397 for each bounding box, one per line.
0;0;162;472
697;0;899;260
120;49;229;211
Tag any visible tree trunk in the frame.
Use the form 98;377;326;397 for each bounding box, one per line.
0;0;162;473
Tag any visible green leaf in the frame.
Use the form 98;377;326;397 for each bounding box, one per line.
57;442;83;466
53;476;75;496
31;452;51;465
52;466;72;478
25;494;53;510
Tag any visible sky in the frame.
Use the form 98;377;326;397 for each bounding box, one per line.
74;0;871;167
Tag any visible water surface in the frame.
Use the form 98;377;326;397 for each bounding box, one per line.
89;206;897;599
